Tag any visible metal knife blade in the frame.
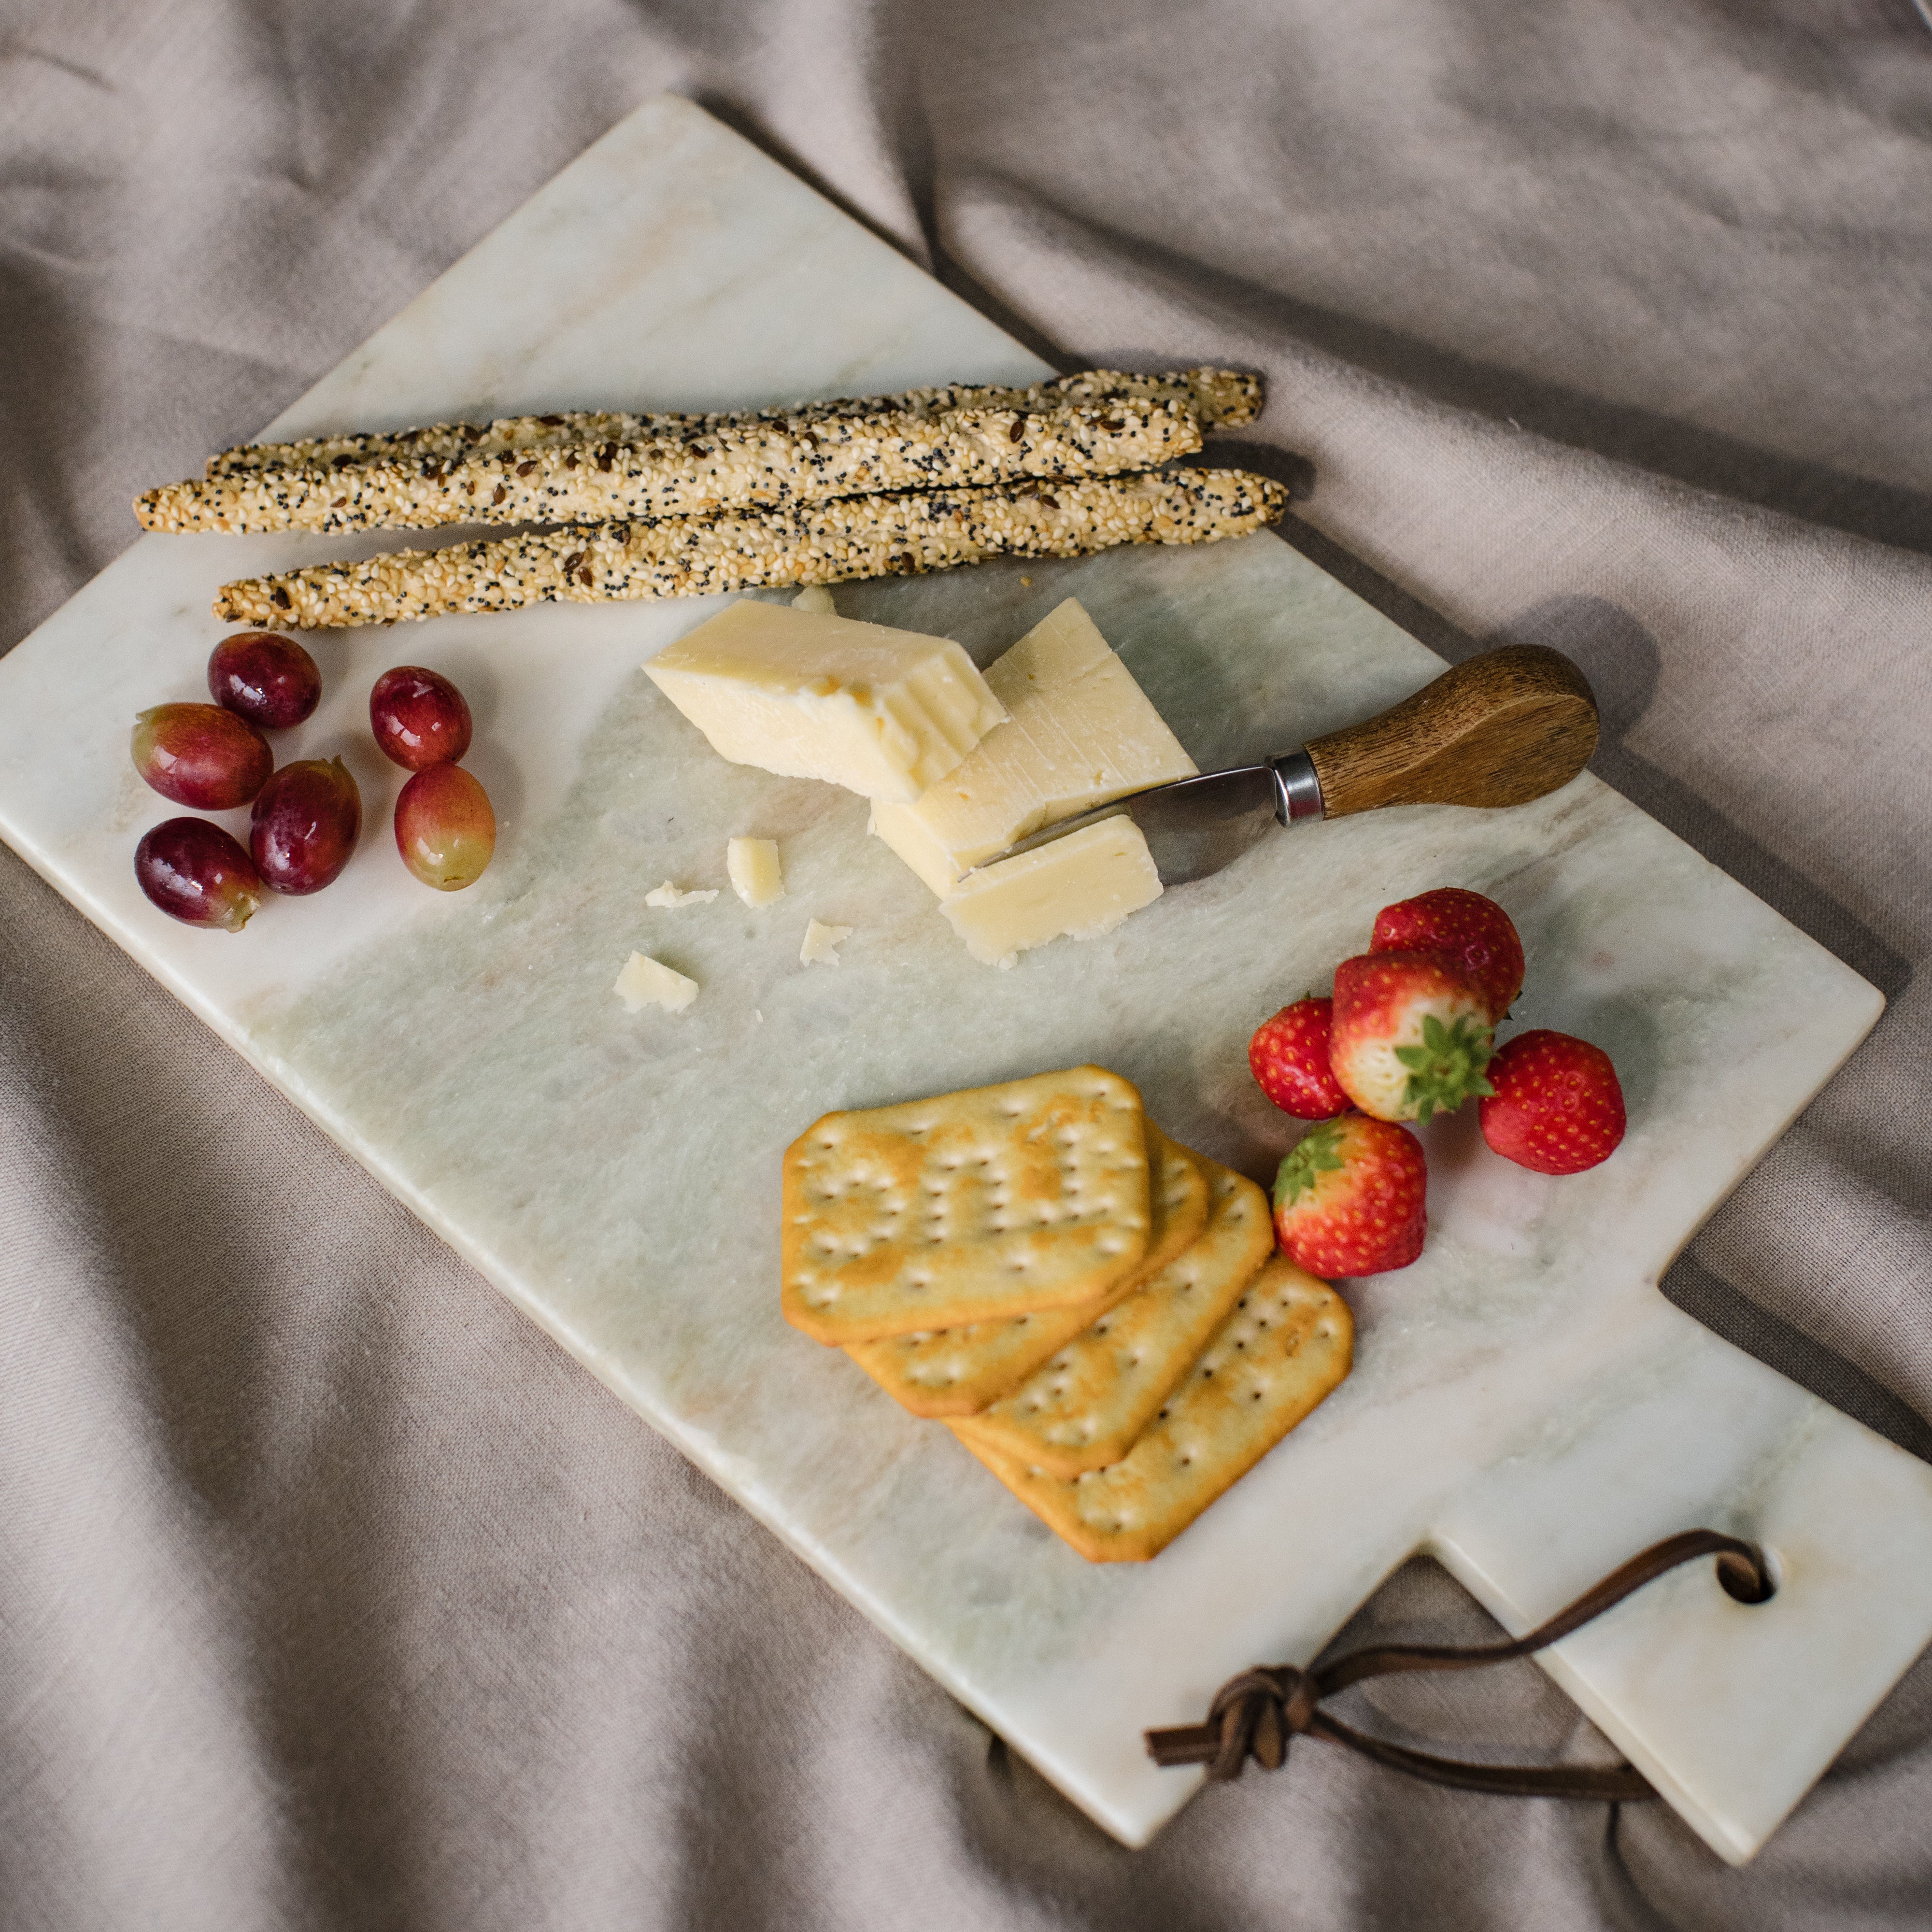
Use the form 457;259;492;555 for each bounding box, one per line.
965;643;1601;889
989;754;1323;886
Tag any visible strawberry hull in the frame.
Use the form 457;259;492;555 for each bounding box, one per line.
1329;951;1495;1124
1272;1114;1426;1277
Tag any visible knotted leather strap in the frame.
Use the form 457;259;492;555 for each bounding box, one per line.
1145;1529;1773;1800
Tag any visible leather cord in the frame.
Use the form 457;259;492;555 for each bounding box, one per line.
1144;1529;1774;1799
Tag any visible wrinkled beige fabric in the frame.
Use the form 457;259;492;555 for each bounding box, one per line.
4;2;1931;1926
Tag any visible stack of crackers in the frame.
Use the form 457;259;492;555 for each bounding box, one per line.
781;1065;1354;1561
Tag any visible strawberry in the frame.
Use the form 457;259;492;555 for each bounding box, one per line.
1479;1030;1625;1174
1371;887;1524;1024
1329;951;1495;1123
1249;996;1350;1120
1272;1114;1427;1276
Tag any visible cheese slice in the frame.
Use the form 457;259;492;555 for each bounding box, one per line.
871;599;1196;896
645;599;1006;804
726;836;785;907
940;817;1163;968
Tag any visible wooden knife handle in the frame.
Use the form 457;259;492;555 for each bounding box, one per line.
1304;645;1598;819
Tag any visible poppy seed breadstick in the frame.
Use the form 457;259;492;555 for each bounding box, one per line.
211;468;1288;630
201;367;1264;479
140;400;1201;538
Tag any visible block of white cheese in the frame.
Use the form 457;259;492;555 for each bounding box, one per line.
870;598;1196;896
645;599;1006;804
726;836;784;907
614;952;699;1012
938;816;1163;968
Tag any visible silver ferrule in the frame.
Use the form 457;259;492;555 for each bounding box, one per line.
1270;751;1324;825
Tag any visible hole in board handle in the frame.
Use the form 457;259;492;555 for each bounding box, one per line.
1717;1543;1778;1605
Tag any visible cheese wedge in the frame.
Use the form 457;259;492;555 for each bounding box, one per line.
645;599;1006;803
870;599;1196;896
939;816;1163;968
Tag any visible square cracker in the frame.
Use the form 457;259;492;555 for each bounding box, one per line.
952;1152;1274;1475
955;1258;1353;1563
781;1065;1151;1345
845;1123;1210;1418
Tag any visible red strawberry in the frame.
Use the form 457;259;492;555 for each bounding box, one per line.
1371;887;1524;1023
1273;1114;1427;1277
1249;997;1350;1120
1329;951;1495;1123
1480;1030;1626;1174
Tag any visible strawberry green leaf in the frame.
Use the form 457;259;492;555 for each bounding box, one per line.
1274;1119;1347;1209
1399;1014;1496;1124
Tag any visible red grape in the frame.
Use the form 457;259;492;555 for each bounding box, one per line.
395;763;496;890
370;666;472;769
131;703;272;809
208;631;322;729
135;818;263;931
251;757;362;894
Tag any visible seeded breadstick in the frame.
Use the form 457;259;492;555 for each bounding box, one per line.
139;399;1200;538
212;469;1287;629
202;367;1264;478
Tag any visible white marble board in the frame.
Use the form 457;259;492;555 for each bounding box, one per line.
3;96;1930;1864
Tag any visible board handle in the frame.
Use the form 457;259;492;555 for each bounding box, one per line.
1302;645;1599;819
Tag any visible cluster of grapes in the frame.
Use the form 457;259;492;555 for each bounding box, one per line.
131;633;495;932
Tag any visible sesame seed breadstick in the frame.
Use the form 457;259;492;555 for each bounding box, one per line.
202;367;1263;479
212;469;1287;630
139;399;1201;538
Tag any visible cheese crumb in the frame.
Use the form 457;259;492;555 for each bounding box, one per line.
799;919;853;966
791;585;836;614
727;836;785;907
645;881;719;908
613;952;699;1012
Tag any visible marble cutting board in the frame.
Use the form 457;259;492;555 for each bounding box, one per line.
3;94;1931;1864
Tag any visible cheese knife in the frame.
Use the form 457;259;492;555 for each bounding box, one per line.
984;644;1599;885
